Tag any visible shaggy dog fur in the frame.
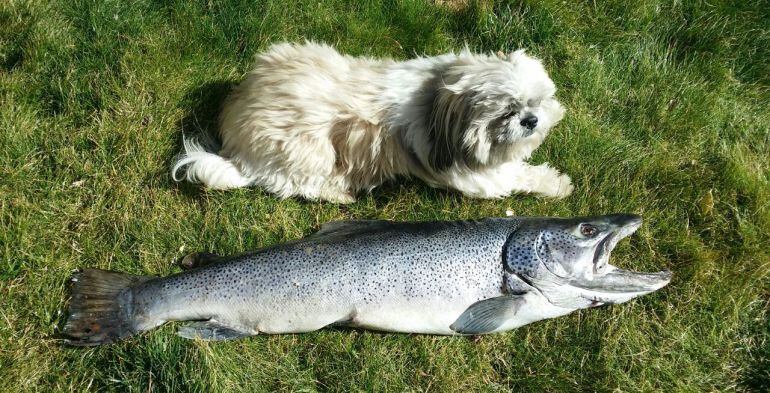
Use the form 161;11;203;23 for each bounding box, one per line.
172;42;572;203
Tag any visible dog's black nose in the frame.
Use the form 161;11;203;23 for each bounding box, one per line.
520;115;538;129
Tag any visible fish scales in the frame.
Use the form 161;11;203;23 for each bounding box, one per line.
61;215;671;345
132;219;515;334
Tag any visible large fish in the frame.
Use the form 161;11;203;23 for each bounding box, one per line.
62;214;671;345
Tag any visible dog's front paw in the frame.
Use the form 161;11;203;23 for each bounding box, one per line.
552;174;574;198
536;172;573;199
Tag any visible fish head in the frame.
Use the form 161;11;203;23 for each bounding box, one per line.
504;214;671;308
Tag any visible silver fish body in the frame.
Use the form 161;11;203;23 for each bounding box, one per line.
63;215;671;345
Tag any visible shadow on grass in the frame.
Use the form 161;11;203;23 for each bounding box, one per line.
166;80;235;199
739;318;770;391
273;178;463;223
373;179;464;205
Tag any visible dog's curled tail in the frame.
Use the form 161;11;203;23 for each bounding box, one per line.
171;136;254;190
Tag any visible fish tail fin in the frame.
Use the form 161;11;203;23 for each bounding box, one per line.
62;269;153;346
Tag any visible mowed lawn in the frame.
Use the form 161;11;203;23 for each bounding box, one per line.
1;0;768;391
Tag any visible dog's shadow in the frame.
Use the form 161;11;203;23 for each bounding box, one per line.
167;80;235;198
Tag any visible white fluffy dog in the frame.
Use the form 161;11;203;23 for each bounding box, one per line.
172;42;572;203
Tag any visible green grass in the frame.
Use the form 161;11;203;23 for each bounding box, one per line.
1;0;768;391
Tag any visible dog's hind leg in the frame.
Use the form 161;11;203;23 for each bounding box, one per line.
279;173;355;203
318;176;356;204
319;187;356;204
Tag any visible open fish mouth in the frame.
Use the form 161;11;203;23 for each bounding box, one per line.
578;214;672;303
593;214;642;270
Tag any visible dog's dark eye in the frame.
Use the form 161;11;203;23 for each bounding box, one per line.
580;224;598;237
502;111;517;119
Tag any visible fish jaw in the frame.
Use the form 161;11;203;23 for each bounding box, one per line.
570;215;671;305
568;267;672;305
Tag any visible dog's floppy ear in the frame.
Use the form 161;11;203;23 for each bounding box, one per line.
427;83;472;172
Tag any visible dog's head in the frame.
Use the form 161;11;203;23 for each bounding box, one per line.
427;49;565;171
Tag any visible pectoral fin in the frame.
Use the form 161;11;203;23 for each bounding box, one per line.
177;321;254;341
450;295;526;335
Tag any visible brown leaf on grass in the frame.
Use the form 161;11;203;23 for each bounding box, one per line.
700;189;714;216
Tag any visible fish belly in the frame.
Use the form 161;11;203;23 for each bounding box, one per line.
352;293;576;335
349;298;479;335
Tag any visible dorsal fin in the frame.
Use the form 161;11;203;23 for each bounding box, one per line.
314;220;396;236
303;219;485;244
295;220;401;244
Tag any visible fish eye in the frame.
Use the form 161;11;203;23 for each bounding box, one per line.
580;224;598;238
